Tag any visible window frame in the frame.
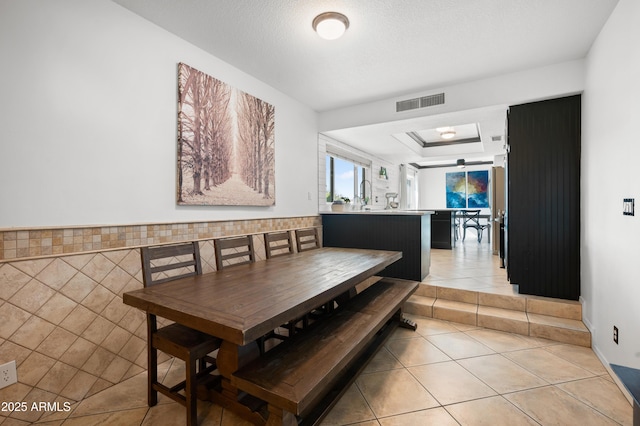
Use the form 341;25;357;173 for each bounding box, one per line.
325;153;369;204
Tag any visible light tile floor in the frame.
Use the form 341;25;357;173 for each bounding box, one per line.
15;239;633;425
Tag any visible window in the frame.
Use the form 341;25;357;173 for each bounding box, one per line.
326;155;367;203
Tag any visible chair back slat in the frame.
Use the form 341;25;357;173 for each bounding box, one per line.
295;228;320;252
140;242;202;287
214;236;256;270
264;231;294;259
463;210;481;227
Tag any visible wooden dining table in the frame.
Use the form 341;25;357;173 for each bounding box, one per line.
122;246;402;423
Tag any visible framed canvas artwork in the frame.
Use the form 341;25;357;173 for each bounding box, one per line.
467;170;489;208
446;172;466;208
177;63;275;206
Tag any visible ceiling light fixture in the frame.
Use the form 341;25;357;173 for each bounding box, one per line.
457;159;466;168
312;12;350;40
440;129;456;140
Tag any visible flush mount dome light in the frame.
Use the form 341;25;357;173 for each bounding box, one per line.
440;129;456;139
313;12;350;40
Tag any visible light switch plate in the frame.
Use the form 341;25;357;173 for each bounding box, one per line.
623;198;634;216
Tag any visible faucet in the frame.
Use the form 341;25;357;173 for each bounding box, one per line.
360;179;371;208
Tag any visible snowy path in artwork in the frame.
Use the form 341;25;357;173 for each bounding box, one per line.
210;173;269;205
181;173;273;206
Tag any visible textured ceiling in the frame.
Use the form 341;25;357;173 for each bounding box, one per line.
112;0;618;163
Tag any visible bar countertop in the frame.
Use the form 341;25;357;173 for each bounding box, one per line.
320;209;433;215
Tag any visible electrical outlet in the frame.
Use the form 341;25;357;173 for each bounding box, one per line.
0;360;17;389
623;198;634;216
613;326;619;344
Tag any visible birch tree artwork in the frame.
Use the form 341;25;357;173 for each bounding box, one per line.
177;63;275;206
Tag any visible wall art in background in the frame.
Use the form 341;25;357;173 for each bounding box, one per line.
446;171;466;208
467;170;489;208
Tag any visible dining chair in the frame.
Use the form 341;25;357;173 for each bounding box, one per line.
264;230;311;336
462;210;490;243
295;227;321;252
214;235;255;270
214;235;282;352
453;210;463;241
294;227;338;320
264;231;294;259
140;242;221;426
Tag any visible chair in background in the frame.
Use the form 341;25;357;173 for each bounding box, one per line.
462;210;490;243
295;227;337;318
264;231;294;259
214;235;255;270
453;210;463;241
295;227;320;252
214;235;282;353
264;230;311;335
140;242;221;426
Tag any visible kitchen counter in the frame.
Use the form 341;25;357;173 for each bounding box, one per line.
321;211;431;281
321;209;433;215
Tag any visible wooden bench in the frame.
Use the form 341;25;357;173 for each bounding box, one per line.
231;277;419;426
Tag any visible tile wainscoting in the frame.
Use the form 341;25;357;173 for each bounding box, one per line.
0;216;320;423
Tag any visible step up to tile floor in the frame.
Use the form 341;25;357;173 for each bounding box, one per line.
404;284;591;347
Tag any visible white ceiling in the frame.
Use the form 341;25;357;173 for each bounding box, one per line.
112;0;618;165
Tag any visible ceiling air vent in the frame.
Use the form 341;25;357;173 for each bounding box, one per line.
396;92;445;112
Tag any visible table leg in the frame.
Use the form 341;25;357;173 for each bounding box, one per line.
201;340;266;425
216;340;240;399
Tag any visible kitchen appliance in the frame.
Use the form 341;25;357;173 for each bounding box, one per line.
385;193;399;209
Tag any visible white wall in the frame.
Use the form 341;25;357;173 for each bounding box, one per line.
0;0;319;228
582;0;640;369
318;59;585;132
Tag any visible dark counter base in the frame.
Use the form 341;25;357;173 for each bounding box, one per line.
321;213;430;281
431;210;453;249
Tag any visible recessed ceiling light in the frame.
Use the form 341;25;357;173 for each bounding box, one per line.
440;130;456;140
312;12;349;40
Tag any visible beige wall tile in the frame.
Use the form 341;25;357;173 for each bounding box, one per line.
10;387;57;423
0;340;32;366
99;266;131;294
0;303;31;339
60;273;98;304
60;337;98;369
100;356;132;384
36;327;78;360
81;285;115;315
59;370;99;402
0;263;31;300
18;351;57;386
81;254;116;283
81;316;116;346
36;258;79;291
9;279;56;314
82;347;116;378
118;335;145;364
102;298;131;324
11;315;55;350
100;326;132;355
36;361;78;394
36;292;77;325
59;305;97;336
